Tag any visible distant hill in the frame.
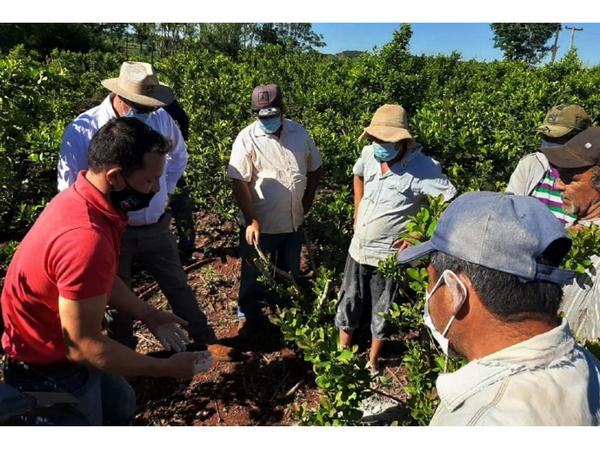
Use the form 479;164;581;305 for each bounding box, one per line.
336;50;365;58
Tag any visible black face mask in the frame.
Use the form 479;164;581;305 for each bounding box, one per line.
110;178;156;213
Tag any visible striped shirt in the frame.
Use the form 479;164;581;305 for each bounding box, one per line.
531;166;576;225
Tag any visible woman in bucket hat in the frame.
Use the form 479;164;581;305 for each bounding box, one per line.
334;104;457;375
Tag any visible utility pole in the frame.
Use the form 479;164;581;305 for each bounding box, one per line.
550;24;561;63
565;26;584;51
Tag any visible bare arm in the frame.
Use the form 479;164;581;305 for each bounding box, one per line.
231;179;257;224
109;276;156;321
353;175;364;226
59;295;197;378
302;167;323;215
109;276;191;352
231;179;260;245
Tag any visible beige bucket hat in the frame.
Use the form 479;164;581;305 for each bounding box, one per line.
359;104;413;143
101;61;174;108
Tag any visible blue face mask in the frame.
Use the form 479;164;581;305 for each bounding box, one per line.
258;116;282;134
372;142;399;162
124;109;153;126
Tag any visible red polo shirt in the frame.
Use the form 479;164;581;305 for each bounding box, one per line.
1;172;127;364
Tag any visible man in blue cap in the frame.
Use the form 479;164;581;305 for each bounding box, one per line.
397;191;600;425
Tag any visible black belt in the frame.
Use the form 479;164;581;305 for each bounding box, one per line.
5;358;77;375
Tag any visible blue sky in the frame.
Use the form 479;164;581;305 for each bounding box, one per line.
312;23;600;66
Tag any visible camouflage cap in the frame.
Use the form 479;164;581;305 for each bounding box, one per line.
536;104;591;138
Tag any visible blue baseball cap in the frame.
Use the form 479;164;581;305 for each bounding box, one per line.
397;192;575;285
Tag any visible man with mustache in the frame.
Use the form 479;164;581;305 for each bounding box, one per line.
542;127;600;341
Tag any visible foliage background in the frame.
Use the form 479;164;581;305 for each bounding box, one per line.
1;24;600;424
2;26;599;265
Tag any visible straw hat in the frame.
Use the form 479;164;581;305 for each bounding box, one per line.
101;61;174;108
359;104;413;143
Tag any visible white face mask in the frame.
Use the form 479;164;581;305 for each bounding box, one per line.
423;270;467;358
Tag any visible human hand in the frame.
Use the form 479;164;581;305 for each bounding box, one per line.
392;239;413;253
192;350;212;373
145;310;190;352
245;219;260;246
163;351;211;378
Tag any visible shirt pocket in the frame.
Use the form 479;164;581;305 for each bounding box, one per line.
362;173;378;202
381;176;414;207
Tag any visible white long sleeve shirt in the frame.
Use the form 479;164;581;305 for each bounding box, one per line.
57;94;188;226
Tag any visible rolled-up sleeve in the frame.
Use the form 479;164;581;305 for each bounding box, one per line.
227;134;253;182
163;114;188;194
353;150;366;177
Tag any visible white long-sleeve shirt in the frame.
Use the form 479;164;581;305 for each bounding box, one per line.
57;94;188;226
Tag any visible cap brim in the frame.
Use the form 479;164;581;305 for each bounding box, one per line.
101;78;174;107
397;240;436;265
535;124;574;138
361;125;412;143
541;146;595;169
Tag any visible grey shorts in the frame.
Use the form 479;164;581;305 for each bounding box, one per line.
334;254;397;340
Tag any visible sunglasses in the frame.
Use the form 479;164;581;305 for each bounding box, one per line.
121;96;159;114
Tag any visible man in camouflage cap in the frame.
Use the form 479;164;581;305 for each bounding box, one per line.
542;127;600;341
507;104;591;225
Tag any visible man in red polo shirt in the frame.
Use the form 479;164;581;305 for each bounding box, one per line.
1;118;209;425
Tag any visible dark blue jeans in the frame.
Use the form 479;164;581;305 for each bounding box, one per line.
237;229;303;323
2;360;136;425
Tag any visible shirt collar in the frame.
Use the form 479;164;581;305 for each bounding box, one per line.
102;94;118;119
396;144;421;167
436;321;575;412
73;171;128;228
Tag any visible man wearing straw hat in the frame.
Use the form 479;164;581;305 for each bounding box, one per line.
334;104;456;375
57;62;233;360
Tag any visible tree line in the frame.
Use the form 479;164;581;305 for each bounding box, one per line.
0;23;325;59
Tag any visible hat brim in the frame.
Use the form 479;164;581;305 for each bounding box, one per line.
541;146;595;169
535;124;574;138
101;78;174;107
397;240;436;265
360;125;413;143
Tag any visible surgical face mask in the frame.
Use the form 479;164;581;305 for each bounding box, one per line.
110;176;156;213
423;269;467;358
124;107;153;126
372;142;399;162
258;116;282;134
